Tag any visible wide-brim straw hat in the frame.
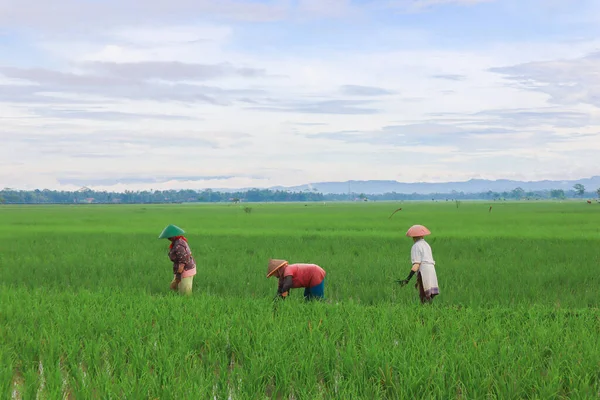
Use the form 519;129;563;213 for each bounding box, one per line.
406;224;431;237
266;259;288;278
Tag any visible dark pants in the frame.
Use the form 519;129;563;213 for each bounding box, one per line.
416;273;437;304
304;279;325;301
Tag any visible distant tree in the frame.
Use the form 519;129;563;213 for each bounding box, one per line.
550;189;565;199
573;184;585;197
232;197;240;203
512;187;525;200
0;195;4;204
597;188;600;199
206;189;214;202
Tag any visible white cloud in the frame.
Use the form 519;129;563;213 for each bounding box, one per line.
0;0;289;30
383;0;494;12
490;51;600;108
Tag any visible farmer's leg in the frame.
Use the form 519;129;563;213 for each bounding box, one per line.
305;279;325;301
416;273;427;304
178;276;194;296
170;274;179;291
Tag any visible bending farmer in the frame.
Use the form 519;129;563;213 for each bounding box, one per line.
159;224;197;295
266;259;326;301
397;224;439;303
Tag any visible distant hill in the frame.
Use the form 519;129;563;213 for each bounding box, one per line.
269;176;600;195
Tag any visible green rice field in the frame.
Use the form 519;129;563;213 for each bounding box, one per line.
1;201;599;399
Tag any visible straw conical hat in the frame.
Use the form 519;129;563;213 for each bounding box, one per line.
266;259;288;278
406;224;431;237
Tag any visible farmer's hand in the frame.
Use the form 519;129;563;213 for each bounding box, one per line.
396;279;409;287
170;280;179;291
274;291;288;301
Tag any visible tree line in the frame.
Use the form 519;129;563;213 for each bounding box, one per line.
1;185;599;204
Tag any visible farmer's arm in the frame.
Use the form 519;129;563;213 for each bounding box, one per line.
409;244;423;273
397;248;422;285
278;276;293;295
171;243;189;274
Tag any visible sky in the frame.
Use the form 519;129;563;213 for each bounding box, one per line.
2;0;600;191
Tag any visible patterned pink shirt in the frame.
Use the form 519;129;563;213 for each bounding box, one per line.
169;238;197;278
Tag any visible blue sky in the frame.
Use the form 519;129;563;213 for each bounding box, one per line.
1;0;600;191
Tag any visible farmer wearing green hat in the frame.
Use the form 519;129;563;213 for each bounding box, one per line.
159;224;196;295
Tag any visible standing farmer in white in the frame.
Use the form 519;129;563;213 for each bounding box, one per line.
397;225;439;303
158;224;197;296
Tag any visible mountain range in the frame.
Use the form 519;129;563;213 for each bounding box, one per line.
266;176;600;195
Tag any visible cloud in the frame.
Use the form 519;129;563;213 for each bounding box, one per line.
0;82;223;105
248;99;380;115
0;0;493;32
489;51;600;108
107;25;233;48
0;84;99;104
0;0;289;30
308;123;464;146
417;0;493;5
339;85;395;96
307;122;559;151
431;74;467;81
1;130;224;161
82;61;267;81
473;109;592;128
33;109;196;121
289;122;329;126
297;0;356;18
0;67;126;86
0;64;267;104
57;175;238;186
383;0;494;12
429;108;593;128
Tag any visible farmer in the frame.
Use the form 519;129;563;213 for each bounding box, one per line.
397;225;439;303
266;259;326;301
158;224;196;295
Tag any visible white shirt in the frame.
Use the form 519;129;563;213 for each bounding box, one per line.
411;239;435;265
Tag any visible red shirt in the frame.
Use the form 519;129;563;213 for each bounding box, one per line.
282;264;326;288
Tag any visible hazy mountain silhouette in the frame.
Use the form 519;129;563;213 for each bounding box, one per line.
267;176;600;194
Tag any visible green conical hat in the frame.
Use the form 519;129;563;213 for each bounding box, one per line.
158;224;185;239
